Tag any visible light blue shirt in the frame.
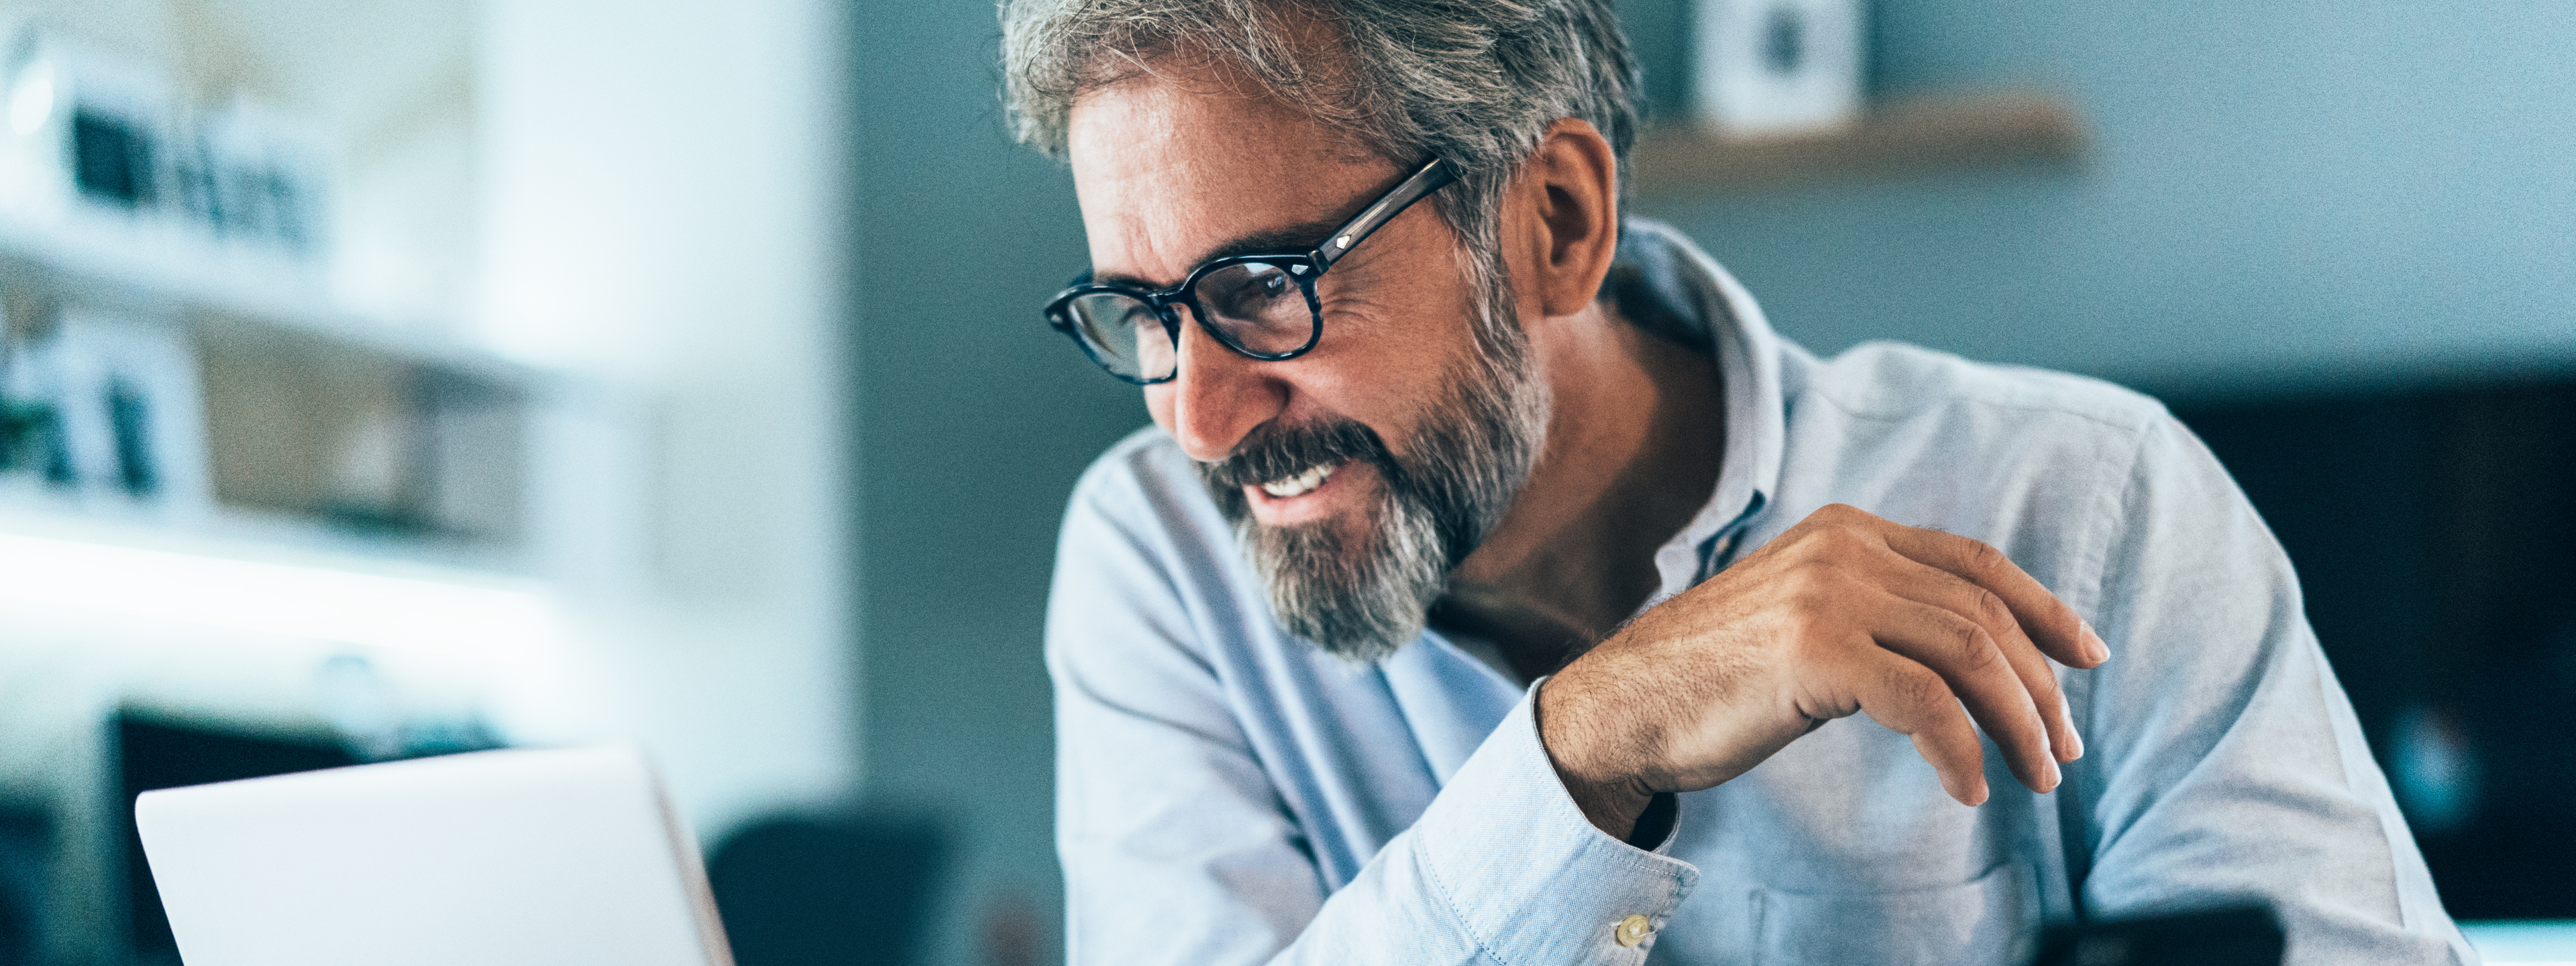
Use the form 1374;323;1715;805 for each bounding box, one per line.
1044;221;2473;965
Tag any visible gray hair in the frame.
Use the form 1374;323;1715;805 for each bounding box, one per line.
999;0;1642;290
1004;0;1637;659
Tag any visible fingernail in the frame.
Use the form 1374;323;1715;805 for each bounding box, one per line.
2059;693;2084;761
2080;620;2108;663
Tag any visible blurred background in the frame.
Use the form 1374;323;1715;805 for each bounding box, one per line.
0;1;2563;965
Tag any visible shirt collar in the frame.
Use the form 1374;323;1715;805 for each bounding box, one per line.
1609;219;1786;602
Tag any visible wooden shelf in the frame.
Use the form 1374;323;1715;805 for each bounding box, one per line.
1629;90;2088;197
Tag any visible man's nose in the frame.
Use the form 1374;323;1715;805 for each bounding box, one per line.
1166;309;1287;463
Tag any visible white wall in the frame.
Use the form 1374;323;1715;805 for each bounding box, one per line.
474;0;855;839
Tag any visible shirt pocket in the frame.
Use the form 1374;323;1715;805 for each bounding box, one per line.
1751;861;2039;966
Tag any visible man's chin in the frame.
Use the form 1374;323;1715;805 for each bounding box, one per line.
1242;494;1447;663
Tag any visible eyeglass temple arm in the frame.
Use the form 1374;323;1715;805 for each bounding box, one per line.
1311;157;1458;270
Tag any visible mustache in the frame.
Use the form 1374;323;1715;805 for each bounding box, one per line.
1197;420;1405;492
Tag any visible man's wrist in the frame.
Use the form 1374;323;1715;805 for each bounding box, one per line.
1537;675;1659;840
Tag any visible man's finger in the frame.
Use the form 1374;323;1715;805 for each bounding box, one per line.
1861;588;2060;794
1872;551;2085;765
1876;524;2106;669
1827;640;1990;806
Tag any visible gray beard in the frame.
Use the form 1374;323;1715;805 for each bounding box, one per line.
1197;297;1549;662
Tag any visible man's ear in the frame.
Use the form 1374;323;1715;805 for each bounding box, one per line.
1512;117;1621;320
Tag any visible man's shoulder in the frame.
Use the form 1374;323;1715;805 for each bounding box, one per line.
1777;341;2189;566
1063;423;1229;547
1073;423;1194;496
1794;339;2168;439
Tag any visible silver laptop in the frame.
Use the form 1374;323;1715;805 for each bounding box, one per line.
135;744;735;966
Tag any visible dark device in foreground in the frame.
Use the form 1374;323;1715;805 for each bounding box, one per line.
2031;904;2285;966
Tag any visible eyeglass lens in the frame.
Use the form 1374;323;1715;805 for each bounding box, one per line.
1065;291;1175;381
1063;262;1315;382
1195;263;1310;354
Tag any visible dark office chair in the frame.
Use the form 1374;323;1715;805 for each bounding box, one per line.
707;811;947;966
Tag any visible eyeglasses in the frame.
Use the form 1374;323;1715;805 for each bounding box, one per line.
1044;157;1458;384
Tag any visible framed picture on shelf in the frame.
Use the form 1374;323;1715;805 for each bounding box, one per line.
1693;0;1866;138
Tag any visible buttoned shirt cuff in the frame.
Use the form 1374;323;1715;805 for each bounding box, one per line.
1406;681;1700;963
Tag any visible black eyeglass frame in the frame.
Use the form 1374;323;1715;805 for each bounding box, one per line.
1044;156;1460;385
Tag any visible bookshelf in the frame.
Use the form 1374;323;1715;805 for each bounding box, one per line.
0;6;579;962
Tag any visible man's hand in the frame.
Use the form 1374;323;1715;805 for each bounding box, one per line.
1537;504;2109;839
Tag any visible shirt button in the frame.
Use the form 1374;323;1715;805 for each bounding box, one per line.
1615;914;1652;947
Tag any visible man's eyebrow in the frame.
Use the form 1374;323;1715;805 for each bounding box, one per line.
1092;217;1344;290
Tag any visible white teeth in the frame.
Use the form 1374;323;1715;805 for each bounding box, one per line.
1259;462;1336;498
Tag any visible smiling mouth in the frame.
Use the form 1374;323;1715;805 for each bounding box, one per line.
1258;462;1338;498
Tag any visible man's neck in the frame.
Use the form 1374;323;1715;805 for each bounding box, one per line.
1431;300;1726;682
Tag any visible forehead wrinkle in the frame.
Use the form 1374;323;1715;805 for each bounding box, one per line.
1067;104;1206;286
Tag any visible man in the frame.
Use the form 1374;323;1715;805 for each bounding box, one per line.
1011;1;2470;963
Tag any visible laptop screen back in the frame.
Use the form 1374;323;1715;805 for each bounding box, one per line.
136;745;733;966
